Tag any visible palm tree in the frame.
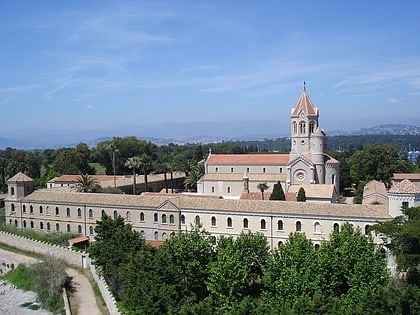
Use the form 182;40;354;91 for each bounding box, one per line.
125;157;141;195
139;153;152;192
257;182;269;200
184;163;205;192
74;174;100;193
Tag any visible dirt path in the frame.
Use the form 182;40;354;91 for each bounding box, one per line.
0;248;102;315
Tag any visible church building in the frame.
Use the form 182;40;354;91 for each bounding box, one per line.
197;86;340;202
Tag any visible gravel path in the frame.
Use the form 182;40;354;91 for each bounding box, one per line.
0;248;102;315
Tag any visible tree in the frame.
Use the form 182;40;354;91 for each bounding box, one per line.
74;174;100;193
125;156;141;194
297;187;306;202
269;181;285;200
139;153;152;192
88;215;145;300
374;207;420;286
257;182;269;200
184;163;204;192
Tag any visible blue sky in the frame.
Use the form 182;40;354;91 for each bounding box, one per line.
1;0;419;138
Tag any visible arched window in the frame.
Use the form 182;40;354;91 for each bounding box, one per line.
56;223;60;232
77;225;82;234
364;225;371;235
66;207;71;217
243;218;249;229
195;215;200;225
263;167;266;173
227;186;231;194
11;187;15;195
23;220;27;228
101;210;106;217
181;215;186;225
77;208;82;217
296;221;302;232
22;205;26;213
309;121;315;134
47;222;51;231
11;204;15;212
39;206;43;214
140;230;145;237
261;219;266;230
314;243;320;250
14;219;18;227
333;223;339;231
89;226;94;235
211;216;217;226
277;219;284;231
162;232;167;240
293;121;297;134
30;221;34;229
314;222;321;233
154;213;158;223
227;217;232;227
169;214;174;224
55;207;59;216
140;212;145;222
211;186;215;193
278;240;283;247
66;224;71;233
154;231;158;240
89;209;93;218
231;167;234;173
113;210;118;219
126;211;131;221
299;122;306;134
162;214;167;224
40;222;44;230
30;205;33;214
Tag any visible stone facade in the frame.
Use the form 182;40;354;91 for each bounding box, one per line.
197;87;340;200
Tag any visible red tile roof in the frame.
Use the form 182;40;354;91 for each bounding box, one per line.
207;154;289;165
392;173;420;181
50;175;117;183
68;236;90;245
291;89;317;117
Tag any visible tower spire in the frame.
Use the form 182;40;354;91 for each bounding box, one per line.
303;81;306;92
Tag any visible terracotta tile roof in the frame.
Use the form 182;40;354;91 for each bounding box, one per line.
389;179;420;194
207;154;289;165
68;236;89;245
146;240;164;248
287;184;336;199
240;192;271;200
363;180;387;198
199;173;287;182
7;172;33;182
21;189;390;220
49;175;117;183
291;89;317;117
392;173;420;181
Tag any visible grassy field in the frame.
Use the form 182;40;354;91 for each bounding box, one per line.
90;162;106;175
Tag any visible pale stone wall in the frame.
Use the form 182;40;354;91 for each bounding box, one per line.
181;209;378;250
0;231;89;269
207;164;286;174
90;264;121;315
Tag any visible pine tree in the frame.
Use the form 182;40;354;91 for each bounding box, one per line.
297;187;306;202
269;181;285;200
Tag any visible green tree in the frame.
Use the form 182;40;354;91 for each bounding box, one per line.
125;156;141;194
88;215;145;300
74;174;100;193
374;207;420;286
296;187;306;202
257;182;269;200
184;163;204;192
269;181;285;200
139;153;152;192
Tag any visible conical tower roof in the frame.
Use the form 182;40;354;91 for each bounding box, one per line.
7;172;33;182
291;85;318;117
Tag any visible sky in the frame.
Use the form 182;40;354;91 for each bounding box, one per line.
1;0;420;139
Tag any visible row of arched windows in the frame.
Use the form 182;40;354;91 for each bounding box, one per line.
15;219;95;236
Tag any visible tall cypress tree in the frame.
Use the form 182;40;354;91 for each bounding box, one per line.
269;181;286;201
297;187;306;202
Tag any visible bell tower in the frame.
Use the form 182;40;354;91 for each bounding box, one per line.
289;83;320;161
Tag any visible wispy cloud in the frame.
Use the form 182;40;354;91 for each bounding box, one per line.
44;79;77;101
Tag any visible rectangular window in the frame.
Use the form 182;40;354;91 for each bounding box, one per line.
402;201;409;210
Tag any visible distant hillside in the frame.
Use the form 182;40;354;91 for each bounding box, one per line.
0;123;419;150
329;124;420;136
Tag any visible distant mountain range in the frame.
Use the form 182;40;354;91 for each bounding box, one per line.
0;123;419;150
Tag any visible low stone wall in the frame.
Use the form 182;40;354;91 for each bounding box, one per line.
0;231;89;269
90;263;121;315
